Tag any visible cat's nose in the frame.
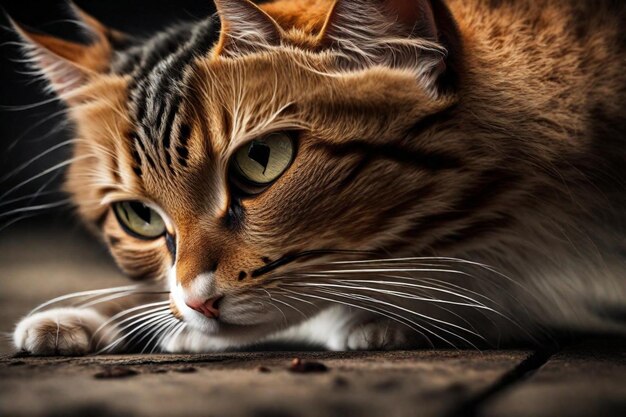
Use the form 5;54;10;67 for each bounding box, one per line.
185;296;222;319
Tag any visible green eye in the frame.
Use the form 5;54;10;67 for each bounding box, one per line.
231;132;295;187
113;201;166;239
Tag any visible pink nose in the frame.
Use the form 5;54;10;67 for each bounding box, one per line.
185;297;221;319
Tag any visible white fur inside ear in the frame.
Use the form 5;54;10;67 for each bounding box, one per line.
215;0;282;56
10;20;88;99
322;0;446;94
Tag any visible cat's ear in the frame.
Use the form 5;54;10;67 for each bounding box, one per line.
7;3;127;102
214;0;282;57
319;0;461;93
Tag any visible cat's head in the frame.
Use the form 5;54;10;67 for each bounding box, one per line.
14;0;471;343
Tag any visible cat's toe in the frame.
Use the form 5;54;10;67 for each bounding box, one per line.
13;308;105;356
346;321;412;351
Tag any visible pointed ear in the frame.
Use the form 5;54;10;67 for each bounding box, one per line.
319;0;461;93
214;0;282;57
8;4;126;103
67;1;132;49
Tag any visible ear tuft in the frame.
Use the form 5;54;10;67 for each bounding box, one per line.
319;0;458;94
6;5;123;102
8;17;92;100
214;0;282;57
67;1;131;49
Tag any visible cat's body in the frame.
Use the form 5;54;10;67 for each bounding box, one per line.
10;0;626;355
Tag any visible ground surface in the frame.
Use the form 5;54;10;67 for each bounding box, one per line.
0;227;625;417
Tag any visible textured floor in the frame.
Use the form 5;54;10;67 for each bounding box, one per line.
0;227;625;417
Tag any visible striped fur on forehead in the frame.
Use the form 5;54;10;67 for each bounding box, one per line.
117;18;220;179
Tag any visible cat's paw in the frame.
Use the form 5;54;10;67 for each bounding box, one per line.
332;320;414;351
13;308;107;356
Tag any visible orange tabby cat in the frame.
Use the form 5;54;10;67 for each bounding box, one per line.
10;0;626;354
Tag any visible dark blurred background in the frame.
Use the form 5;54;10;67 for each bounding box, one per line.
0;0;216;353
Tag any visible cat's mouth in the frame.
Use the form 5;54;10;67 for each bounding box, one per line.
169;290;281;336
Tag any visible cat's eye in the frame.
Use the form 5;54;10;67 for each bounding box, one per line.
231;132;295;189
112;201;166;239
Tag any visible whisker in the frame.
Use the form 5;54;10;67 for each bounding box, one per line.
283;281;491;311
0;191;62;209
315;267;472;276
0;155;91;200
0;139;75;183
0;213;40;233
315;288;482;348
261;289;288;324
280;287;436;348
95;310;171;354
156;320;186;353
76;290;167;309
271;294;308;320
0;199;71;218
151;319;180;353
126;315;174;351
274;292;318;307
28;285;142;315
314;288;471;349
140;317;179;353
91;301;169;339
2;108;68;157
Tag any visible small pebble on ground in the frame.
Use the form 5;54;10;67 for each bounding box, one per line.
288;358;329;373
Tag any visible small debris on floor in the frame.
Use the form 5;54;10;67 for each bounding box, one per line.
288;358;328;373
256;365;271;373
150;368;168;374
173;366;197;373
94;366;138;379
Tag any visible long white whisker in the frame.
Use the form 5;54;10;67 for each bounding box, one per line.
126;315;174;350
141;317;178;353
156;320;185;353
271;294;308;320
0;199;71;218
28;285;141;315
95;311;171;354
91;301;169;339
261;289;288;324
76;289;168;309
0;155;91;200
315;288;481;348
284;281;491;311
280;287;436;348
0;191;63;209
0;139;75;183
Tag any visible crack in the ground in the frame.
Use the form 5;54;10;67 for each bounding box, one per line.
445;348;558;417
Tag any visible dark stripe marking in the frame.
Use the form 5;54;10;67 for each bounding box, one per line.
176;146;189;159
251;250;368;278
387;168;521;252
315;140;462;172
178;124;191;148
162;95;182;150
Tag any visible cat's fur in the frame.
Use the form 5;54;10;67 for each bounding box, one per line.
10;0;626;355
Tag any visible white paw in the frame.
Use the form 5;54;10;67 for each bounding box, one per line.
13;308;107;356
344;320;413;351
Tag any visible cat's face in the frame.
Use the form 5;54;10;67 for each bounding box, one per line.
16;0;472;341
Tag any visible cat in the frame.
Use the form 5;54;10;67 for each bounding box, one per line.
9;0;626;355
